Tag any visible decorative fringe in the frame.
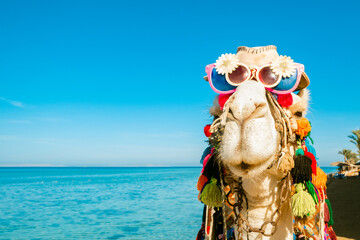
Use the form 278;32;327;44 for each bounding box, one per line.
328;226;337;240
197;175;209;191
305;181;318;204
291;155;312;183
278;148;294;173
292;183;316;218
312;167;327;189
325;199;334;226
200;178;222;207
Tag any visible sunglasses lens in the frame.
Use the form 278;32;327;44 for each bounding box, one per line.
258;66;280;87
211;68;237;93
226;65;250;85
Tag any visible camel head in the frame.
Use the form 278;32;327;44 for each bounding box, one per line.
206;46;310;179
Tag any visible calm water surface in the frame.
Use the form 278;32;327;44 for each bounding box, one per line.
0;167;203;240
0;166;336;239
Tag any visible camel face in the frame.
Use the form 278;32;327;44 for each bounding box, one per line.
209;81;310;179
218;80;279;178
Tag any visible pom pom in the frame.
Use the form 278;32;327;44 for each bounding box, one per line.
291;155;312;183
204;125;212;137
218;93;232;110
197;174;209;191
277;147;294;173
200;178;222;207
291;183;316;218
312;167;327;189
296;118;312;139
277;93;293;108
325;199;334;226
305;151;317;175
295;148;305;156
305;181;319;204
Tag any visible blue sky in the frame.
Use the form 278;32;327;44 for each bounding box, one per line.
0;0;359;166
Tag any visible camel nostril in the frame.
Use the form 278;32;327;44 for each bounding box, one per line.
250;101;268;119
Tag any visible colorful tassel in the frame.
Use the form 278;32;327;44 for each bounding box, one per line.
325;199;334;226
305;138;317;158
277;147;294;173
295;148;304;156
305;151;317;175
312;167;327;189
291;155;312;183
324;202;330;223
200;178;222;207
296;118;312;139
305;181;318;204
197;175;209;191
291;183;316;218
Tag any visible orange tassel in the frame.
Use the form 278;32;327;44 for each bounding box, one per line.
197;175;208;191
312;167;327;189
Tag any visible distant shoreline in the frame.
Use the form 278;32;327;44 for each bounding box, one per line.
0;166;337;169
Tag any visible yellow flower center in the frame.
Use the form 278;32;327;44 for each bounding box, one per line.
280;62;288;70
223;59;231;67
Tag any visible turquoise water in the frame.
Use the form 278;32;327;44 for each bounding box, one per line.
0;167;203;240
320;166;337;174
0;166;337;240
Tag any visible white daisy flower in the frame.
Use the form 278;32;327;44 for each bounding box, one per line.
215;53;240;75
270;55;296;78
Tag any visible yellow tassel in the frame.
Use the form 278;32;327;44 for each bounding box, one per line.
292;183;316;218
200;178;222;207
278;148;294;173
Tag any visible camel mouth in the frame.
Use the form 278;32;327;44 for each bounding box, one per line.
226;154;276;179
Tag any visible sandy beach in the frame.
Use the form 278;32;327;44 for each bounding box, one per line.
327;176;360;240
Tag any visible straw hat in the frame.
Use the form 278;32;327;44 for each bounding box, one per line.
236;45;310;91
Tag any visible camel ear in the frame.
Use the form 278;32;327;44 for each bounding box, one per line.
210;96;222;117
289;89;310;117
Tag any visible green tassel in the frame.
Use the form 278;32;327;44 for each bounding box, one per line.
305;181;319;204
200;178;222;207
292;183;316;218
325;199;334;226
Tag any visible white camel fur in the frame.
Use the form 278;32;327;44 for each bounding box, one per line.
209;80;310;240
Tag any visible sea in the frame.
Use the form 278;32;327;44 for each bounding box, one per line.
0;166;337;240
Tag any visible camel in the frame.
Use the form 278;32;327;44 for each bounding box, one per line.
210;81;308;240
196;46;335;240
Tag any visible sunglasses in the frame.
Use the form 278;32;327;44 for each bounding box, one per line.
205;62;305;95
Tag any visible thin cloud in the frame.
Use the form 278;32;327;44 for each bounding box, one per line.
0;97;24;108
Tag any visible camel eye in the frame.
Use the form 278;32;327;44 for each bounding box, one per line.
294;111;302;117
